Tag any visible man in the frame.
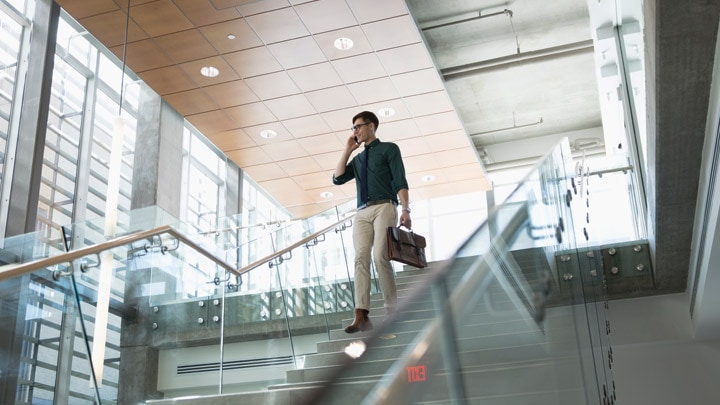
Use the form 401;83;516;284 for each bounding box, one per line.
332;111;412;334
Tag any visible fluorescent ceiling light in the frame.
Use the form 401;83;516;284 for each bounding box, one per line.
334;37;354;50
200;66;219;77
260;129;277;139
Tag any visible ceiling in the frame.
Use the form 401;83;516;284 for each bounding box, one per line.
56;0;605;218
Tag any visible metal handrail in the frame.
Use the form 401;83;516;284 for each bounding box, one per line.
0;213;357;282
234;215;355;276
0;225;236;281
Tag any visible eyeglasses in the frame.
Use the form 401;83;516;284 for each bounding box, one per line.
351;122;371;132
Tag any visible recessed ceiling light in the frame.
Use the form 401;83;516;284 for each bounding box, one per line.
200;66;219;77
378;107;395;117
227;34;236;40
421;175;436;182
260;129;277;139
320;191;333;199
334;37;354;50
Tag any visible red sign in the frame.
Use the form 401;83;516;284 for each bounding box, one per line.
406;365;427;382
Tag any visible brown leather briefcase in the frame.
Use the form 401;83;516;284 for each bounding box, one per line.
386;226;427;268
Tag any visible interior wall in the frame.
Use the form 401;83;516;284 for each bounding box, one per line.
608;293;720;405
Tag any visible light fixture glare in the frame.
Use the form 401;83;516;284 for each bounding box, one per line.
334;37;354;50
378;107;395;117
320;191;334;199
260;129;277;139
200;66;220;77
227;34;236;40
421;175;436;182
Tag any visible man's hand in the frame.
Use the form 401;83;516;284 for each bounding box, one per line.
399;211;411;229
345;135;361;152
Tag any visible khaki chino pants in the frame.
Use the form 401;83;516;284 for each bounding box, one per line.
352;202;398;311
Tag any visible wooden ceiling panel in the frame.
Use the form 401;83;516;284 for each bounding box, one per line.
244;72;301;100
245;7;308;44
294;0;356;34
305;86;356;113
206;128;256;151
137;66;196;95
296;133;344;155
225;147;273;167
131;0;193;37
287;63;344;92
55;0;119;20
314;150;351;171
242;162;288;182
79;11;147;47
261;140;309;161
198;19;263;54
234;0;290;16
185;110;237;135
173;0;241;27
263;94;317;121
224;46;283;78
242;121;293;145
225;103;277;128
294;171;334;191
179;56;240;86
283;115;332;139
276;156;323;176
153;29;218;63
268;36;327;70
204;80;259;108
163;88;218;116
109;39;173;73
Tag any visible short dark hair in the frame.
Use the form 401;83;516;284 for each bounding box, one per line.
352;111;379;131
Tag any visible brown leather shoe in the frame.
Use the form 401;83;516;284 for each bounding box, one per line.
345;309;373;333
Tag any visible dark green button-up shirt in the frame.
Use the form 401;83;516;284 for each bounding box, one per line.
333;139;409;208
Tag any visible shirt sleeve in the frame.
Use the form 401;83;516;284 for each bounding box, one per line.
332;158;357;185
388;143;409;193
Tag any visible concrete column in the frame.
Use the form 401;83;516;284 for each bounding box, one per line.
130;82;184;217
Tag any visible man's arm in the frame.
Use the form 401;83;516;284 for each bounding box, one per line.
398;188;412;228
334;135;360;182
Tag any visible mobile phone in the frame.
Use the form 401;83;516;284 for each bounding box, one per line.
354;136;359;144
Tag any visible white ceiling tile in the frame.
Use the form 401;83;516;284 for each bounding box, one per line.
294;0;356;33
225;47;282;78
284;115;332;138
244;72;301;100
264;94;317;120
313;150;347;170
404;153;442;173
306;86;357;113
377;43;434;75
332;53;387;83
245;7;309;44
435;148;481;166
395;136;432;157
391;68;444;97
362;98;410;122
363;15;421;51
404;91;454;116
425;130;473;151
414;111;464;136
346;0;408;24
375;118;421;142
320;107;361;132
242;121;294;145
314;26;374;60
347;77;400;104
287;62;344;92
268;36;327;69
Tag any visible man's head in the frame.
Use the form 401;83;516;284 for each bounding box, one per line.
352;111;379;145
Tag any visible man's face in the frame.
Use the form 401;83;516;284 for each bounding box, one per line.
352;120;373;145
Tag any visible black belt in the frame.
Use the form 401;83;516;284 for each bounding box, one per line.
358;199;396;210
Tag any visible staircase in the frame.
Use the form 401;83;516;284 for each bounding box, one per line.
149;258;589;405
